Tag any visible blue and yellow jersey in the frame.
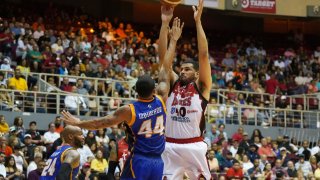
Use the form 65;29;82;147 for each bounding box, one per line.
40;145;80;180
127;95;166;156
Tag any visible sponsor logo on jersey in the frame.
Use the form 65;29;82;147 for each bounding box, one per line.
171;116;190;123
187;109;198;114
172;96;191;106
171;107;176;114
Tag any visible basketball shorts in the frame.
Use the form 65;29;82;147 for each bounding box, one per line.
162;141;211;180
121;153;164;180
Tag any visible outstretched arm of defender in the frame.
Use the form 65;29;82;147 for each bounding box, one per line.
193;0;212;100
61;106;132;130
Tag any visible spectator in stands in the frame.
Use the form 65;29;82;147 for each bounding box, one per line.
221;152;236;172
64;85;89;115
226;161;243;179
286;161;298;178
90;149;108;178
271;159;288;177
16;59;30;75
229;140;240;158
88;89;99;116
315;162;320;179
298;140;311;160
247;158;263;179
25;85;46;113
78;162;96;180
217;124;228;141
310;155;318;173
27;159;46;180
0;152;5;178
107;139;119;176
8;69;28;91
258;138;276;159
77;143;95;167
0;136;12;157
239;156;251;176
11;145;28;172
81;37;92;53
95;128;109;150
207;124;218;145
265;73;279;95
0;115;9;135
23;134;35;162
43;122;60;146
277;147;290;167
28;44;43;72
76;78;89;95
250;129;263;143
207;98;219;123
311;140;320;156
0;84;15;111
257;102;271;126
89;56;102;74
221;52;235;70
0;57;13;71
51;38;63;57
25;121;43;146
231;127;244;142
60;77;73;92
11;117;25;142
54;116;64;133
295;154;312;178
208;149;219;172
0;73;7;87
108;91;122;113
239;132;250;152
263;163;273;180
5;155;24;179
41;47;56;73
15;35;27;60
58;61;68;75
247;143;260;163
243;102;257;125
26;152;42;178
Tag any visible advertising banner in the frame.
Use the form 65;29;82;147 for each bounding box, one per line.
241;0;276;14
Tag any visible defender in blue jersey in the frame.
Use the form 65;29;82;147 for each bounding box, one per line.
41;126;84;180
62;75;168;180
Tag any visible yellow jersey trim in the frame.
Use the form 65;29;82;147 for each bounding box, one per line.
127;104;136;127
130;154;136;178
155;95;167;114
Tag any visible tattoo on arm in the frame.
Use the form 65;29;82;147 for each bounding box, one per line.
78;106;130;130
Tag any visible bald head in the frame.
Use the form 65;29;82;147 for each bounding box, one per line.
61;125;83;146
62;125;81;138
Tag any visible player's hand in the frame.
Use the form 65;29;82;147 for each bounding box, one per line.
171;17;184;41
61;110;81;126
193;0;204;23
161;5;174;23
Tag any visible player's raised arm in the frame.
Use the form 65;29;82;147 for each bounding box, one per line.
157;17;184;100
56;149;80;180
61;106;132;130
193;0;212;100
162;17;183;76
159;6;174;65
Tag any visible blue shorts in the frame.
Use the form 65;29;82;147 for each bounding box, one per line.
121;153;163;180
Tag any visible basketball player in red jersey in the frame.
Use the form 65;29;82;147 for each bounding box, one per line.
159;0;212;179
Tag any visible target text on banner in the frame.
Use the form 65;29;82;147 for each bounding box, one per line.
241;0;276;14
